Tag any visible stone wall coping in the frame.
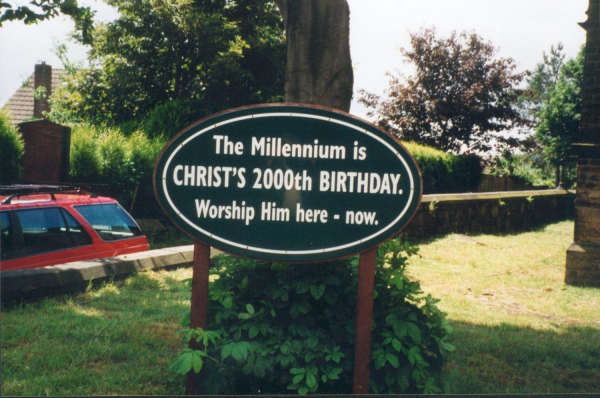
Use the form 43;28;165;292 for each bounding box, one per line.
3;245;193;277
421;189;571;203
2;245;222;301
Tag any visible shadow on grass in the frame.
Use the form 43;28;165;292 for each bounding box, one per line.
444;320;600;394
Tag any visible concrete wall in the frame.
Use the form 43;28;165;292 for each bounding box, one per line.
2;190;574;301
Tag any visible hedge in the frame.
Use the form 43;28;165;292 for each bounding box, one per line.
69;125;165;209
0;111;25;184
402;142;482;194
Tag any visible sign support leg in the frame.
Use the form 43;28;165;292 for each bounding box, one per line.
185;240;211;395
352;246;377;394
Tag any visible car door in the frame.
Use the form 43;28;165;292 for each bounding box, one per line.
1;207;94;270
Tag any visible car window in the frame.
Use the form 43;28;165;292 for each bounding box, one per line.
62;210;94;247
75;203;142;241
1;211;14;260
8;207;93;260
13;207;91;258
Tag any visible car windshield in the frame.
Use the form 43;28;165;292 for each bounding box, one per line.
75;203;142;241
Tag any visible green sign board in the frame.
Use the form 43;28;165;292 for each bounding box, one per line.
154;104;422;262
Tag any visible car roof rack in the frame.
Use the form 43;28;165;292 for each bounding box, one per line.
1;185;98;205
0;183;73;193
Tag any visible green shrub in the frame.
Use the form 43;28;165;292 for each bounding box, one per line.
96;128;132;195
119;119;145;137
489;150;556;188
144;99;209;140
69;125;165;206
171;238;454;394
448;153;483;193
70;126;102;183
403;142;482;193
0;111;24;183
128;131;166;183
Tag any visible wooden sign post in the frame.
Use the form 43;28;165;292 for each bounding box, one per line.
353;247;378;394
154;104;423;395
185;240;210;395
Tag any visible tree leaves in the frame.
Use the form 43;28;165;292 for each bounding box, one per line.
533;45;583;169
310;284;326;300
385;352;399;368
359;27;528;154
231;342;249;362
169;348;205;375
293;373;305;384
49;0;285;127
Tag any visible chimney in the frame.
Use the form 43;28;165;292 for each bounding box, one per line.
33;62;52;119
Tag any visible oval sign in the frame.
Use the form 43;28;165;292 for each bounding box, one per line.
154;104;422;262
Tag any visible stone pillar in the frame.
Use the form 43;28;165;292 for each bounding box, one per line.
565;0;600;286
33;62;52;119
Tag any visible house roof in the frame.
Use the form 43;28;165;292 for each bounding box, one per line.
1;68;66;124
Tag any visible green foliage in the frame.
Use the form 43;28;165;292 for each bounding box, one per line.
171;238;454;394
488;149;557;188
144;99;209;140
523;44;584;187
359;27;529;153
170;329;221;375
0;0;93;34
33;86;47;101
69;125;165;205
403;141;482;193
50;0;285;127
535;47;583;166
0;111;25;183
522;43;565;119
96;129;131;192
118;119;144;137
69;125;102;182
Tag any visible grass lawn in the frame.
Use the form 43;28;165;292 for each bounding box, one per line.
2;220;599;395
408;221;600;393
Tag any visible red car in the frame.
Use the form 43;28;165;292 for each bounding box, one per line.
1;190;149;271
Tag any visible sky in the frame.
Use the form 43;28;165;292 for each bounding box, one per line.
0;0;590;120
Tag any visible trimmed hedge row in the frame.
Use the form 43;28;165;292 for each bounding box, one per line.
69;125;166;210
403;142;482;194
0;111;24;184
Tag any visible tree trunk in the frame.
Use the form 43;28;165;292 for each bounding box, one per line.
274;0;354;112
